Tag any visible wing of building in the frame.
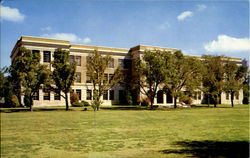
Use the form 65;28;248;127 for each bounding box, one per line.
10;36;244;107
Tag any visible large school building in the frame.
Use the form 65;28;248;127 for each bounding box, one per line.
10;36;244;107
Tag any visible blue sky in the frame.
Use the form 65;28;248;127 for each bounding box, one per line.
1;0;249;67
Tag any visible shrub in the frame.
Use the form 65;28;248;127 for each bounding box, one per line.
70;92;79;105
141;97;150;106
81;100;90;106
72;102;83;107
24;94;33;107
11;95;19;107
180;95;193;105
125;91;133;105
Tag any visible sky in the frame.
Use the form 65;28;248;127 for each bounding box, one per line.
1;0;249;68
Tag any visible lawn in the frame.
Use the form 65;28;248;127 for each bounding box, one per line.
1;105;249;158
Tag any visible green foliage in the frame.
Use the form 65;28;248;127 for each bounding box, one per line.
201;55;224;107
11;95;20;107
72;101;90;107
51;48;76;111
163;51;202;108
24;93;33;107
125;91;133;105
81;100;90;106
10;47;50;111
87;50;121;111
223;61;248;107
135;50;168;109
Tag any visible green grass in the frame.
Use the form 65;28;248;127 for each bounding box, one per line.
1;105;249;157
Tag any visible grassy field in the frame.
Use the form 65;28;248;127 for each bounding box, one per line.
1;105;249;158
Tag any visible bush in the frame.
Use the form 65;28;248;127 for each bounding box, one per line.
11;95;19;107
180;95;193;105
81;100;90;106
141;97;150;106
125;91;133;105
24;94;33;107
71;101;90;107
70;92;79;105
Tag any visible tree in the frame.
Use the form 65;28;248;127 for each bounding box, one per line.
86;50;121;111
0;67;13;107
135;50;168;110
51;48;76;111
10;47;50;111
163;51;202;108
201;55;224;107
243;71;249;104
224;61;248;107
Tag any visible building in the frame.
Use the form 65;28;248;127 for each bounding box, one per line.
10;36;244;107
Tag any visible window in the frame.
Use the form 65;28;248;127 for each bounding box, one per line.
124;59;130;69
86;90;92;100
198;92;201;100
166;93;173;103
109;90;114;100
103;73;108;83
193;92;198;100
43;89;50;100
86;73;91;83
76;56;81;66
103;90;108;100
76;72;81;83
109;58;114;68
226;92;229;100
109;74;114;83
119;90;124;101
33;90;39;100
235;92;239;100
76;89;81;101
54;91;60;100
70;55;74;65
118;59;123;67
32;50;40;57
43;51;51;62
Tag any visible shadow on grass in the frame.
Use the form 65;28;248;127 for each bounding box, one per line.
101;106;147;110
0;107;74;113
159;140;249;158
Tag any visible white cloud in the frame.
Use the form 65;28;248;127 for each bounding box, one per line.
197;4;207;11
158;22;170;30
41;26;52;31
41;33;92;44
1;5;25;22
177;11;193;21
204;35;250;53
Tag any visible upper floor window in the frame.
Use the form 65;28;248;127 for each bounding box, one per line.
118;59;123;67
43;51;51;63
76;72;81;83
109;58;114;68
76;56;81;66
70;55;74;65
32;50;40;58
103;73;108;83
86;73;91;83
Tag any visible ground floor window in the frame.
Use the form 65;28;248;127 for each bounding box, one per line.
109;90;114;100
119;90;124;101
43;89;50;100
166;93;173;103
226;92;229;100
54;91;60;100
33;90;39;100
157;90;164;104
103;90;108;100
86;90;92;100
76;89;81;100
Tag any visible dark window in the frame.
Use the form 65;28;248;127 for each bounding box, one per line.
76;72;81;83
103;73;108;83
86;73;91;83
124;59;130;69
54;91;60;100
43;51;51;62
118;59;123;67
43;89;50;100
226;92;229;100
119;90;124;101
76;89;81;100
109;58;114;68
157;90;164;104
70;55;74;65
198;92;201;100
76;56;81;66
32;50;40;57
86;90;92;100
33;90;39;100
103;90;108;100
109;74;114;83
109;90;114;100
166;93;173;103
193;92;198;100
235;92;239;100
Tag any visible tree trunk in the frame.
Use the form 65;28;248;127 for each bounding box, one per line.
150;97;153;110
213;95;217;108
208;94;210;107
174;97;177;108
231;92;234;108
65;92;69;111
29;94;33;112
